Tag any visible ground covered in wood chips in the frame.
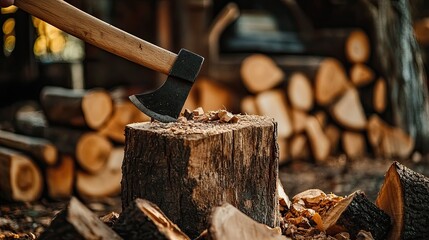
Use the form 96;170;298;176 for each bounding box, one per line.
1;156;428;239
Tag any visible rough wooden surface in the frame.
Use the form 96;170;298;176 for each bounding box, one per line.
376;161;429;240
121;115;279;237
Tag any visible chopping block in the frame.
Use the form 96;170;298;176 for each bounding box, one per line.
121;115;280;238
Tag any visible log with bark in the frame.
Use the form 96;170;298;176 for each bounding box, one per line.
0;129;57;166
323;190;391;240
206;203;286;240
113;198;190;240
0;146;43;202
376;161;429;240
45;155;74;200
76;147;123;199
121;114;279;237
15;112;112;174
38;197;122;240
40;86;113;130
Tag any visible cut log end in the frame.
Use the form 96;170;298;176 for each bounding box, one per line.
287;72;314;111
241;54;285;93
330;88;367;130
76;133;112;174
42;144;58;166
376;162;429;239
315;58;350;105
345;30;370;63
373;78;387;113
305;116;330;163
46;155;74;199
0;147;43;202
82;89;113;129
350;64;375;87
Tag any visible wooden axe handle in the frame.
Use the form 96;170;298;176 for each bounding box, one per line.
15;0;177;75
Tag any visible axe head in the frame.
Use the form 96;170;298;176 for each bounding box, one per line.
129;49;204;122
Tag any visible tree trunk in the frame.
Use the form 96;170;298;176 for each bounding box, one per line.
366;0;429;152
121;115;279;238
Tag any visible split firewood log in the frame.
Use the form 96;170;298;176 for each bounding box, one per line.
122;115;279;237
314;111;327;128
330;88;367;130
113;198;189;240
350;63;375;87
305;116;331;163
40;86;113;130
287;72;313;111
278;137;289;165
99;100;150;144
341;131;367;159
15;112;112;174
255;89;293;138
323;190;391;240
289;134;310;160
0;129;57;166
38;197;122;240
275;57;350;106
76;147;123;199
240;54;285;93
325;124;341;155
0;146;43;202
194;77;236;111
343;30;371;63
277;179;291;211
376;161;429;239
240;96;259;115
45;155;74;200
291;109;308;134
373;78;387;113
207;203;286;240
367;115;414;158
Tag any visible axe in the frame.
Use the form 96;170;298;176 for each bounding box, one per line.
15;0;204;123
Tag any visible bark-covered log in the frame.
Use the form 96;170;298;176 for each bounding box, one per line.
38;197;122;240
40;86;113;130
121;115;279;238
15;112;112;174
0;129;57;166
0;146;43;202
323;190;391;240
207;203;286;240
376;161;429;240
113;198;190;240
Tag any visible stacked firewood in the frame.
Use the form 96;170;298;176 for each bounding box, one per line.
0;86;149;202
189;29;415;164
34;161;429;239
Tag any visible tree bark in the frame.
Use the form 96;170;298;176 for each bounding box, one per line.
121;115;279;238
376;161;429;240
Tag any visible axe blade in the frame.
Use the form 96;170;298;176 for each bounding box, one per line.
129;49;204;122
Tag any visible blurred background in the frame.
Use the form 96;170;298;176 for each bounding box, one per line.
2;0;429;232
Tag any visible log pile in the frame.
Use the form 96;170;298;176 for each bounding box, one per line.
0;86;151;202
36;161;428;240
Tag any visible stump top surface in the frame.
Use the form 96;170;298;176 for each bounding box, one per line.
127;115;275;139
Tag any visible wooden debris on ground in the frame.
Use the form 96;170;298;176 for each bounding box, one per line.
113;198;190;240
38;197;122;240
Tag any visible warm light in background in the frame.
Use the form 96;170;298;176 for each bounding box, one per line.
32;17;84;62
1;5;17;14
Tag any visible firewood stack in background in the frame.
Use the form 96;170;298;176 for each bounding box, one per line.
0;86;150;202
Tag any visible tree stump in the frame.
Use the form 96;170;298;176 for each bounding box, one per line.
121;115;279;238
